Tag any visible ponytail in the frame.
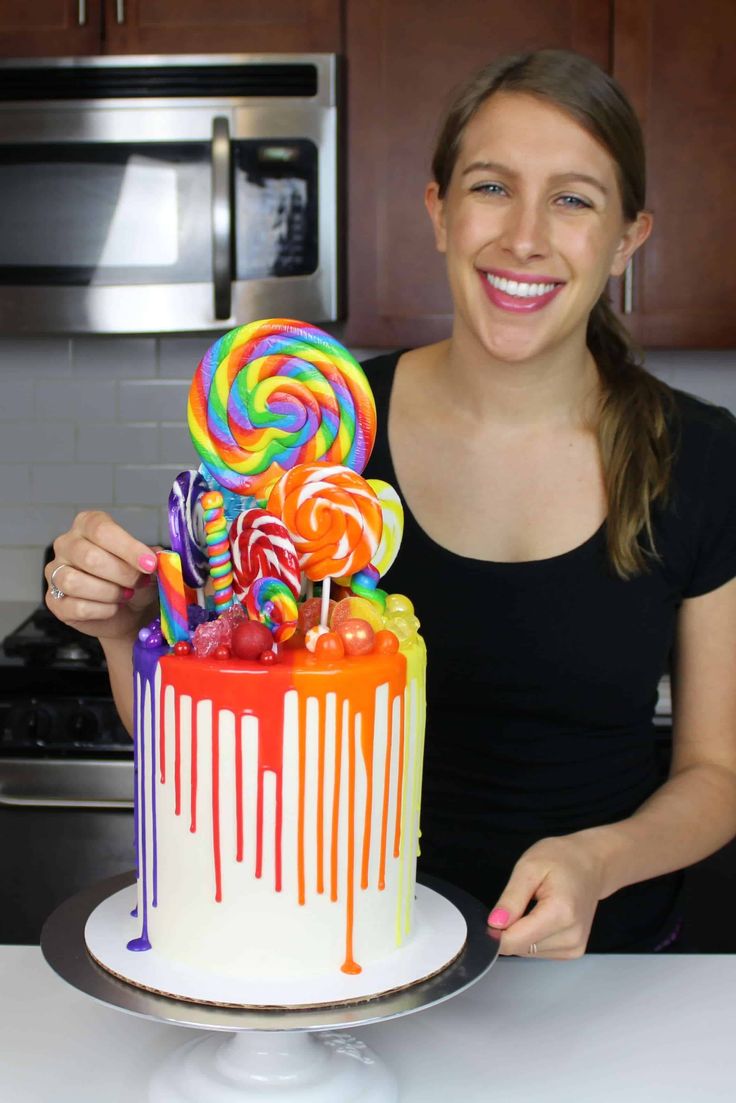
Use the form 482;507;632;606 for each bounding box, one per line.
588;294;676;578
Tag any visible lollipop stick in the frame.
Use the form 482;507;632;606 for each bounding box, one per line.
320;577;332;628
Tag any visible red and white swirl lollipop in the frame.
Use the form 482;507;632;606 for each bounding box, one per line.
229;508;301;602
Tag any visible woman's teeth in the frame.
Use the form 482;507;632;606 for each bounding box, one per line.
485;273;559;298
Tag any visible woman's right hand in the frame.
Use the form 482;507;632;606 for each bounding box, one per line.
44;510;160;643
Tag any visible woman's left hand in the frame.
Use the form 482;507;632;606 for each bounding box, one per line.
487;833;608;959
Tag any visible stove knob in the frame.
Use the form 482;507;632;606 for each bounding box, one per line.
67;707;99;744
8;703;54;746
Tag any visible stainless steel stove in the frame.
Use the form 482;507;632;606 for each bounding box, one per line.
0;590;134;944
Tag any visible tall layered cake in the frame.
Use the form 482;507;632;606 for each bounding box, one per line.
127;320;428;985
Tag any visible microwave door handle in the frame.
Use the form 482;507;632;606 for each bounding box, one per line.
0;793;133;810
211;116;233;321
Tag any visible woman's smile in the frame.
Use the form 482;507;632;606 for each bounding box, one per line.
481;268;566;312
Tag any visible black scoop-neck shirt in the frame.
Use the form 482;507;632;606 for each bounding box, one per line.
362;350;736;951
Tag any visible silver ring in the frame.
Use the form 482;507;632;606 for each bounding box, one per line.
49;563;67;600
528;943;538;956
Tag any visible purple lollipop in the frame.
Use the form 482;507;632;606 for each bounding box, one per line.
168;470;208;588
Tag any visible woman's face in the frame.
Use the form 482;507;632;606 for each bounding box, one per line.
426;91;652;366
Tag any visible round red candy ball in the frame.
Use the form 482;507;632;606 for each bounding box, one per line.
214;644;231;660
173;640;192;656
259;649;278;665
231;620;274;660
336;617;375;656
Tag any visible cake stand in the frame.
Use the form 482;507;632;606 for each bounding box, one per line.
41;871;499;1103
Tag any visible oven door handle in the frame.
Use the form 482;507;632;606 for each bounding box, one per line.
0;793;133;810
211;115;233;321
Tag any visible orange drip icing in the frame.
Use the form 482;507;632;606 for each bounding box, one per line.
316;720;325;895
360;716;373;891
342;706;361;975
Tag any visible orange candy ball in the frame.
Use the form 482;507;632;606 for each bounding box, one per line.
314;631;345;660
336;617;375;656
373;628;400;654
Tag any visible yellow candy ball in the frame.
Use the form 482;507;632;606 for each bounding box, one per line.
385;593;414;617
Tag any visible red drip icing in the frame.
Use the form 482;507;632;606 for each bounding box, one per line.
212;722;222;902
236;724;244;862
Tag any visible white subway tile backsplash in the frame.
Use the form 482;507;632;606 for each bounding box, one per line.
0;465;31;504
30;463;114;505
115;465;185;506
119;380;190;421
159;423;196;465
77;422;158;464
107;507;162;546
2;505;76;546
0;338;71;377
34;379;117;421
0;379;35;419
159;335;215;378
0;546;45;601
72;337;157;379
0;421;75;463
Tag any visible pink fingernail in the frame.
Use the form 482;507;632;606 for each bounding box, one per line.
138;554;157;572
121;587;135;601
488;907;510;928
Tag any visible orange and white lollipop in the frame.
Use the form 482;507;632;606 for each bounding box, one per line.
267;463;382;582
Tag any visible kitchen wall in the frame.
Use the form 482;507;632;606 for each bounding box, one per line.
1;336;735;602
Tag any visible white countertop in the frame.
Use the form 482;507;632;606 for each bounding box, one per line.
1;947;734;1101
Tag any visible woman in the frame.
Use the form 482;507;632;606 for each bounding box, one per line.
46;50;736;957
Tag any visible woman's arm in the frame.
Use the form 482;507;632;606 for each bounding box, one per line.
45;510;160;737
489;575;736;957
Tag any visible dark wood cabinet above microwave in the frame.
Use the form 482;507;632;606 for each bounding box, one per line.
0;0;342;57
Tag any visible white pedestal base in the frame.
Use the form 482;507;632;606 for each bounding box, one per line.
148;1030;397;1102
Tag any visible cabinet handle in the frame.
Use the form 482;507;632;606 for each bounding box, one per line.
116;0;125;23
78;0;86;25
623;257;634;315
211;116;233;321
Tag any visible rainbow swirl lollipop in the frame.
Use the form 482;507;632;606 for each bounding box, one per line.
187;319;377;498
245;576;299;643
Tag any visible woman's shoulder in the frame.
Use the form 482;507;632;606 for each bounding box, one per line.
668;385;736;475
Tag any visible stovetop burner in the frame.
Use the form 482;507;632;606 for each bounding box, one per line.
1;605;131;755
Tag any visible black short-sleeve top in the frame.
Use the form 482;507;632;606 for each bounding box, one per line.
362;350;736;950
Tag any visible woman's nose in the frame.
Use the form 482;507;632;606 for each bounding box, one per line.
499;199;549;262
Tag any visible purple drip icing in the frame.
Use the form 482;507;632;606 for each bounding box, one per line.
127;642;162;953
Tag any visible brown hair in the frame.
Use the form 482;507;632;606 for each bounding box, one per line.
432;49;675;578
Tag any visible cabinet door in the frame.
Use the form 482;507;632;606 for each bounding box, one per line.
345;0;610;347
0;0;101;56
103;0;341;55
613;0;736;347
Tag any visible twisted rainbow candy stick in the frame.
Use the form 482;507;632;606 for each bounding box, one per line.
245;576;299;643
201;490;234;612
156;551;190;645
348;564;387;611
187;319;377;498
268;463;383;582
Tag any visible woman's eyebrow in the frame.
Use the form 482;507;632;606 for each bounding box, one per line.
461;161;609;196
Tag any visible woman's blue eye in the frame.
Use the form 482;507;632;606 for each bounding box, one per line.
556;194;591;209
471;182;506;196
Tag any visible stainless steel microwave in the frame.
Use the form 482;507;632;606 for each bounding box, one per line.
0;55;338;334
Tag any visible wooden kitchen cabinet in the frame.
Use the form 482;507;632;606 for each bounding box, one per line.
0;0;341;58
612;0;736;347
0;0;102;57
102;0;341;56
344;0;612;347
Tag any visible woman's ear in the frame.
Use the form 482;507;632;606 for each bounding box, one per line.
610;209;653;278
425;181;447;254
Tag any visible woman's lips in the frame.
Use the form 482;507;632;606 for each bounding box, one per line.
479;271;565;313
